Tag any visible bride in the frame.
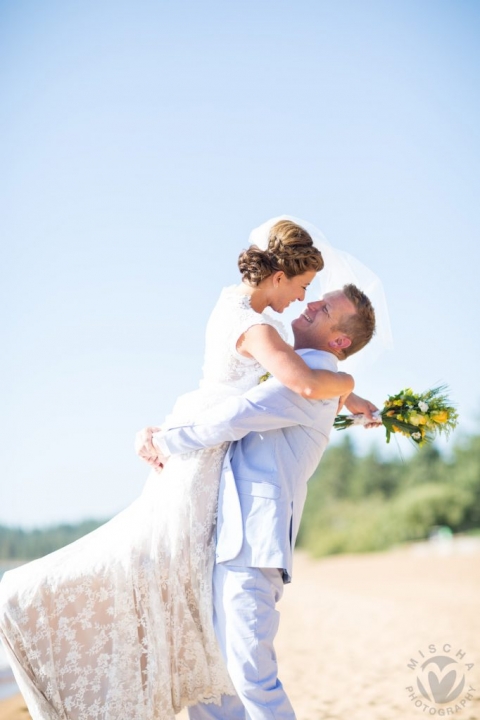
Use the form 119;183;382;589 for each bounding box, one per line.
0;218;371;720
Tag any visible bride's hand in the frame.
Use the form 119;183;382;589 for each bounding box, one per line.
342;393;381;428
135;426;165;469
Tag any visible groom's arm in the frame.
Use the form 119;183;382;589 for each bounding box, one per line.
153;352;336;457
154;382;316;457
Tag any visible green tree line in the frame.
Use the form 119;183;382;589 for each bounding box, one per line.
298;431;480;556
1;431;479;561
0;520;105;561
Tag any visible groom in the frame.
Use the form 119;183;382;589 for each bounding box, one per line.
141;284;376;720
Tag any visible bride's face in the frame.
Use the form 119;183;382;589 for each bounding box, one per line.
268;269;317;313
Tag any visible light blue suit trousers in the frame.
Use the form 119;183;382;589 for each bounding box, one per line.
188;563;296;720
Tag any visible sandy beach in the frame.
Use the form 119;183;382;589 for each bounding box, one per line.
2;543;479;720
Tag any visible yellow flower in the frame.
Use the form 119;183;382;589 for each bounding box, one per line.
386;410;396;417
431;410;448;424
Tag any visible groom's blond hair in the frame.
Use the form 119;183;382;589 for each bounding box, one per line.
335;284;376;359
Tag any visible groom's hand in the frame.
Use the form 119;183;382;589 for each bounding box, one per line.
135;426;167;470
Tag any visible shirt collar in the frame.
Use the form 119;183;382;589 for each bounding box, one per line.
295;347;339;370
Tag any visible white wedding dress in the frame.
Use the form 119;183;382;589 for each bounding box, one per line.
0;287;285;720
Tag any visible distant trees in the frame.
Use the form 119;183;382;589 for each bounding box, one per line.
0;520;106;560
298;431;480;556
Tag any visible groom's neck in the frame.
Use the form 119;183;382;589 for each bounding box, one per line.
293;341;338;357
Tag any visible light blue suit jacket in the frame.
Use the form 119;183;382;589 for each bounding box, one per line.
157;349;339;582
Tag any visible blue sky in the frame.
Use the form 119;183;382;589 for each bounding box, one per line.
1;0;479;527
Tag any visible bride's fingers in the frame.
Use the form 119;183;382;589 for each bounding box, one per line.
135;428;151;454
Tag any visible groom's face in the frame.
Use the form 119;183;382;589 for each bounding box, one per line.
291;291;356;350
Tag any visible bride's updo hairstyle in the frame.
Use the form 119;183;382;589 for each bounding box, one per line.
238;220;324;286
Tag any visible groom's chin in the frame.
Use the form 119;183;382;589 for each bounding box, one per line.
290;321;302;343
291;316;306;333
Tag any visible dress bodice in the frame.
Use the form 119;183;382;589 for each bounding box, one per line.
200;285;286;393
167;286;286;423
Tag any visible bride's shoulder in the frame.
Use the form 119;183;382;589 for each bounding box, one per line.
259;309;288;341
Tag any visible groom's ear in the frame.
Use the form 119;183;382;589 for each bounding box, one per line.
327;335;352;351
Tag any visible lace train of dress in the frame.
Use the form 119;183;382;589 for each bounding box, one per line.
0;288;285;720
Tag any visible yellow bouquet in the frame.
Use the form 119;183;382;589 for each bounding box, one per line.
334;385;458;446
